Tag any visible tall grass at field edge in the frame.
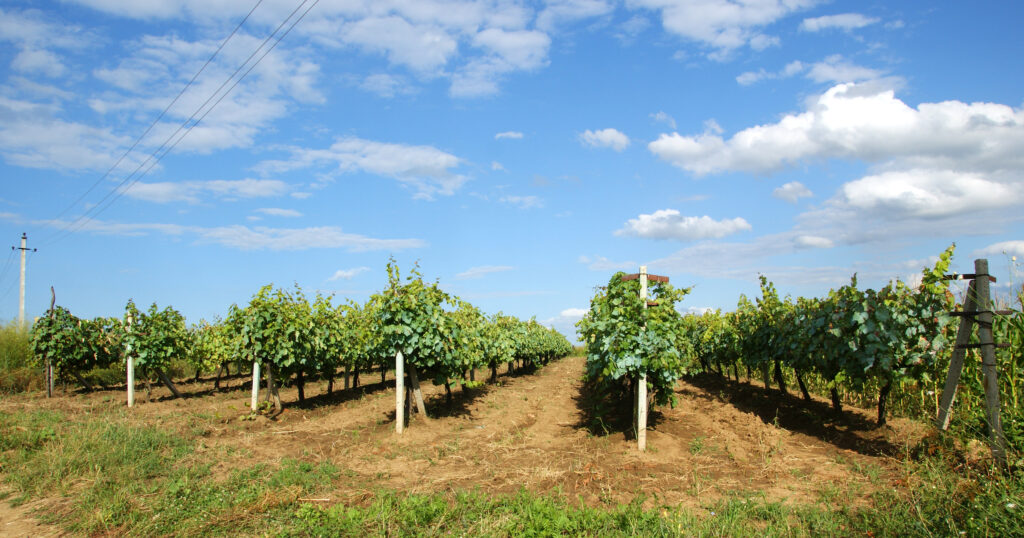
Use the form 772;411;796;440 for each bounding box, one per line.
0;321;40;393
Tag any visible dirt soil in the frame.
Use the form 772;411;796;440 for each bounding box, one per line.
2;356;929;529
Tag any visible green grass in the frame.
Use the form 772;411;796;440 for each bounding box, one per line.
0;321;38;393
1;404;1022;536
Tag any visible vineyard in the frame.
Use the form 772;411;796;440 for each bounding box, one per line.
27;262;571;420
1;253;1023;535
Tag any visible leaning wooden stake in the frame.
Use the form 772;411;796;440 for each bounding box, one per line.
395;351;405;434
936;279;979;429
408;364;428;418
637;265;648;452
935;259;1008;469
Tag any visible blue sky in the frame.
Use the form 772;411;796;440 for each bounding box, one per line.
1;0;1022;341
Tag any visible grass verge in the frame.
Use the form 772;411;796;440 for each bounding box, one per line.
0;404;1021;536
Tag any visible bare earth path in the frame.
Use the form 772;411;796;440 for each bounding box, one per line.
2;354;924;529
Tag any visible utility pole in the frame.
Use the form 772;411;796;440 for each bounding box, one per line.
12;233;36;328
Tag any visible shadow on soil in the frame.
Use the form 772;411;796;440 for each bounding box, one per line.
684;372;901;457
572;380;665;442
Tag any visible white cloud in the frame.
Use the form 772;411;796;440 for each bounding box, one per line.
578;255;637;271
38;217;426;251
580;128;630;151
124;179;289;203
473;28;550;69
491;161;506;171
630;0;816;56
256;137;466;199
975;241;1024;258
737;60;804;85
615;210;751;241
806;55;885;84
455;265;515;279
0;96;136;171
328;266;371;281
495;131;524;140
11;48;66;77
836;170;1021;219
83;32;325;156
359;73;411;98
649;82;1024;177
500;195;543;209
794;235;834;249
800;13;880;32
537;0;614;31
772;181;813;203
255;207;302;218
738;56;883;87
342;16;458;72
651;111;677;129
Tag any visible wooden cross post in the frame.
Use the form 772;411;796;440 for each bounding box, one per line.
621;268;668;452
935;259;1009;469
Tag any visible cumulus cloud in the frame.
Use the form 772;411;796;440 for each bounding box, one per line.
800;13;880;32
580;128;630;151
328;266;370;281
772;181;813;203
256;137;466;199
495;131;524;140
648;82;1024;177
455;265;515;279
836;170;1021;219
615;210;751;241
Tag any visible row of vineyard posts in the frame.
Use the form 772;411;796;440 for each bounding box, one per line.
28;262;572;429
579;245;1022;465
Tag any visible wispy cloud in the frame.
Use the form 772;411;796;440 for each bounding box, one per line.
495;131;524;140
500;195;543;209
455;265;515;280
328;266;371;281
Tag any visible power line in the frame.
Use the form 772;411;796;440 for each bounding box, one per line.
0;249;14;289
48;0;267;227
65;0;321;238
40;0;319;246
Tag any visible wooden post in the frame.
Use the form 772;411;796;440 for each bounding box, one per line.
44;287;54;397
250;361;260;412
408;364;428;418
637;265;648;452
936;278;979;430
126;311;134;408
974;259;1008;468
395;351;405;434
